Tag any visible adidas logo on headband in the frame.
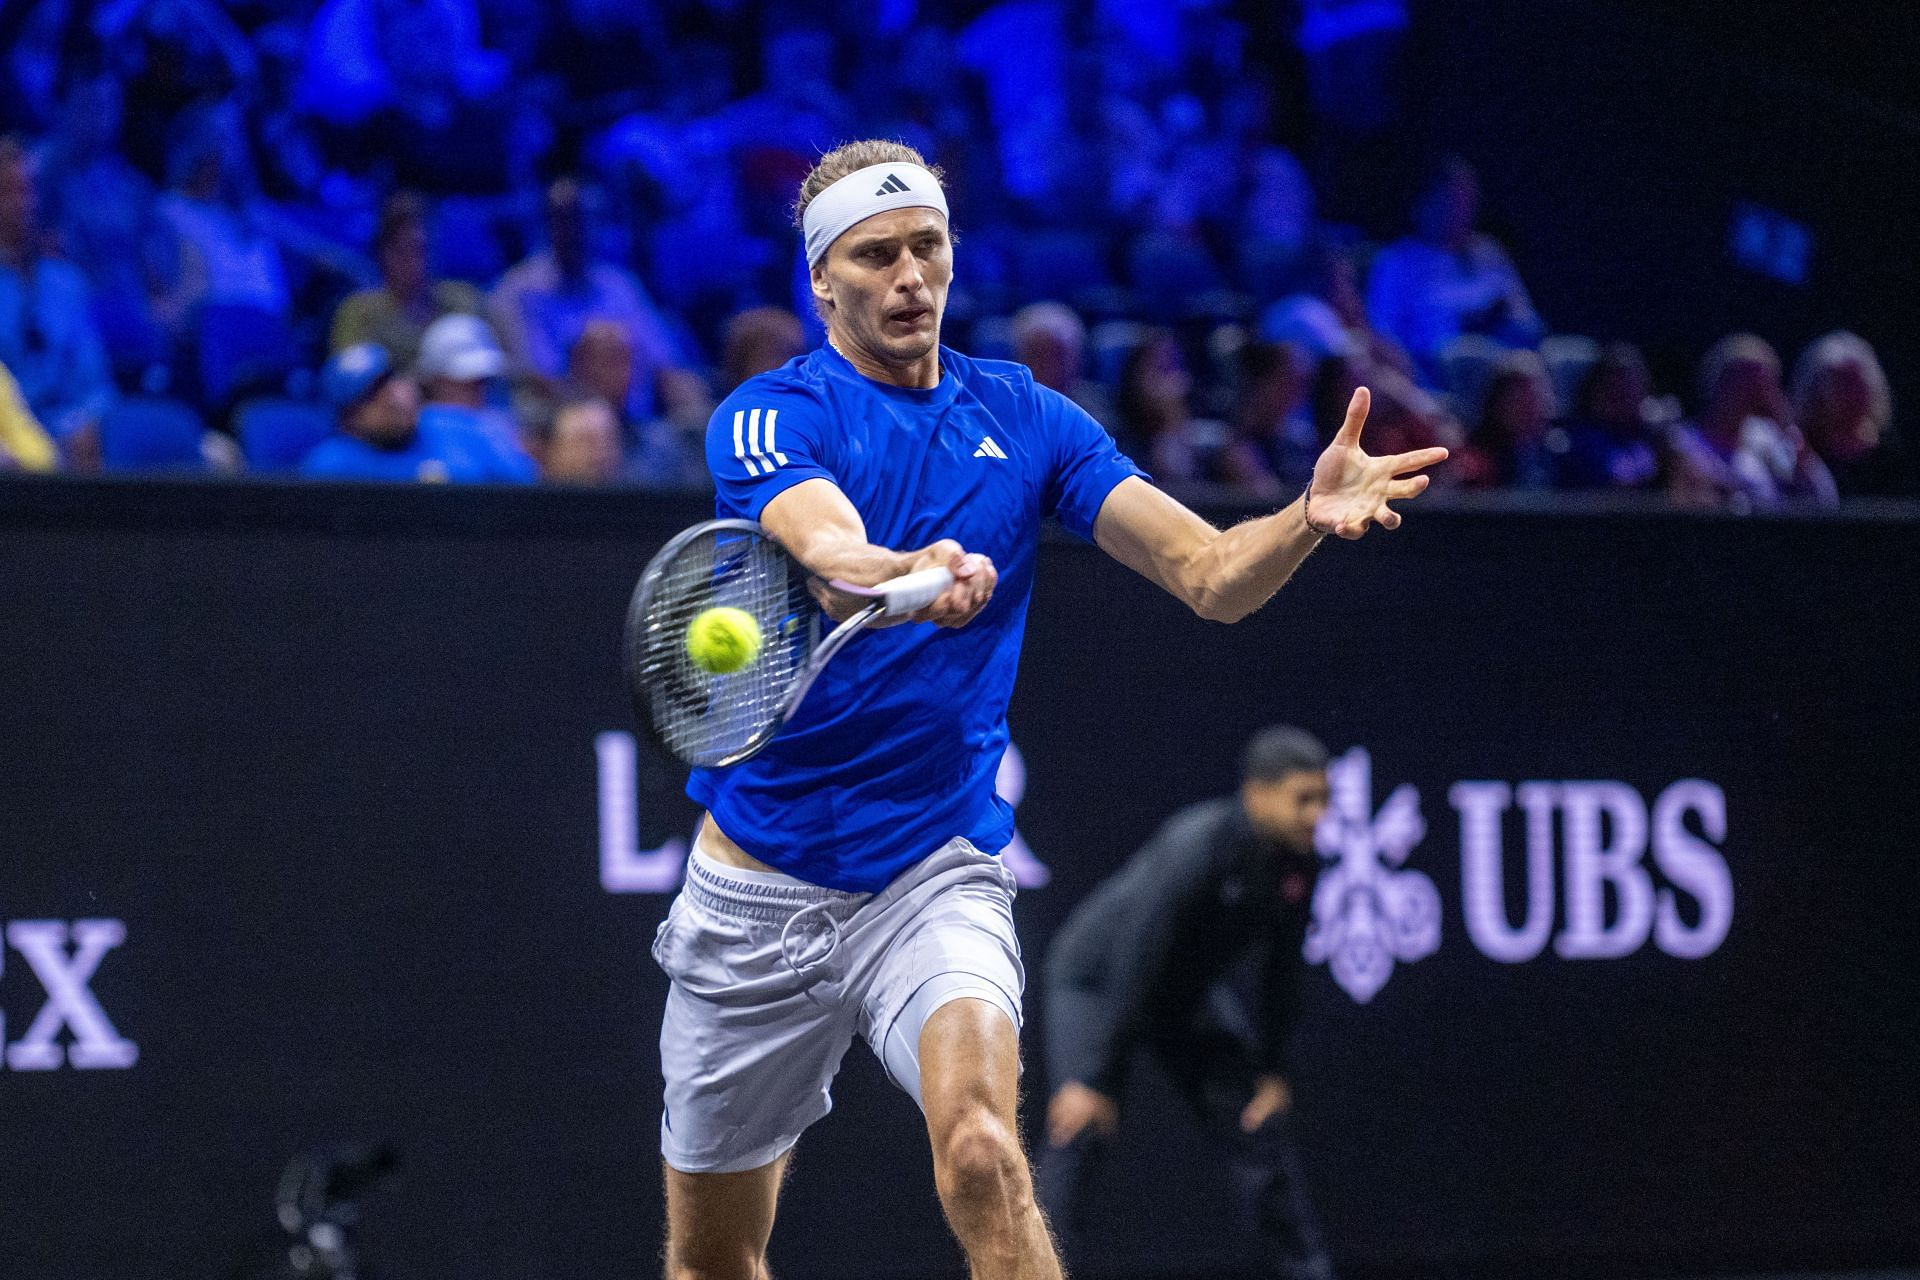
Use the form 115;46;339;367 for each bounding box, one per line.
802;162;950;266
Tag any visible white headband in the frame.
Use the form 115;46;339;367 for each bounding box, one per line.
801;163;949;267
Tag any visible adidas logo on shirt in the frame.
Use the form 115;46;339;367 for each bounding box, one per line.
973;437;1009;460
874;172;912;196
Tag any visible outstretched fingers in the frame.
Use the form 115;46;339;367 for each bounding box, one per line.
1391;446;1449;475
1333;386;1373;447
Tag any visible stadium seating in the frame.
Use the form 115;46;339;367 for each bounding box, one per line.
197;304;299;409
236;397;336;472
99;396;210;472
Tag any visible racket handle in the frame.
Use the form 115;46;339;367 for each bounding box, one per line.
876;566;955;616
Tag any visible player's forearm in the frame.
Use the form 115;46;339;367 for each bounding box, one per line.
792;534;917;589
760;479;918;587
1181;495;1322;624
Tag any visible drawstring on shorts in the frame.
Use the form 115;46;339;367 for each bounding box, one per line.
779;900;845;1003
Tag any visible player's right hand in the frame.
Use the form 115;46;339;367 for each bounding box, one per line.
1046;1081;1118;1148
905;538;997;628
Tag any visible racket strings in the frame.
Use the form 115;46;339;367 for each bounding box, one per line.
639;529;812;766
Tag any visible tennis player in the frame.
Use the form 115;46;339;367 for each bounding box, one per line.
655;139;1445;1280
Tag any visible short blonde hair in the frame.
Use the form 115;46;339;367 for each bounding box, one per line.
792;139;945;229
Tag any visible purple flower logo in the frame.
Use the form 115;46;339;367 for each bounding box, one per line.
1304;747;1441;1003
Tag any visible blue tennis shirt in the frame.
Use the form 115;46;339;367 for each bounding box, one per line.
688;342;1143;891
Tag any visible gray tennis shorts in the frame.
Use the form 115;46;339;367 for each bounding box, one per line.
653;835;1024;1174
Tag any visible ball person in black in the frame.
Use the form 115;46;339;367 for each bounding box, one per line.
1037;726;1337;1280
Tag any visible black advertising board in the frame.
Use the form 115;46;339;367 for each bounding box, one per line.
2;479;1916;1279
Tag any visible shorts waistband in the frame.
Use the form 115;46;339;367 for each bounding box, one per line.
683;850;869;924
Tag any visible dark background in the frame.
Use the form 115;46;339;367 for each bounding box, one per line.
1;478;1917;1279
1388;0;1920;404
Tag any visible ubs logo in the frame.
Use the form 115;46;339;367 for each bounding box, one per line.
1305;747;1442;1003
1306;748;1735;1002
1;919;138;1070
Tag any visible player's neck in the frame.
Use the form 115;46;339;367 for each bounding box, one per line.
827;332;942;390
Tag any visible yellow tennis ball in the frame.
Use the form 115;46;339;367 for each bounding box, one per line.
685;606;763;675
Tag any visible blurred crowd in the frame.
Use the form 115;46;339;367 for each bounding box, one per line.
0;0;1908;508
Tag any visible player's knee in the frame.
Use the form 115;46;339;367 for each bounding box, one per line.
665;1251;767;1280
935;1108;1031;1221
665;1238;769;1280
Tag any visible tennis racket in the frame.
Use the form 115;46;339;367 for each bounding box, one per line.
624;518;954;768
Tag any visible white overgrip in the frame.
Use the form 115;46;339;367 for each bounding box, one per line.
875;566;955;617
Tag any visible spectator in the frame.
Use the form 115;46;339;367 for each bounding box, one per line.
719;306;806;394
1460;351;1557;490
331;193;485;368
414;313;537;481
534;394;624;486
150;107;293;336
490;177;685;420
1366;156;1543;386
0;136;114;450
299;0;508;129
1792;331;1911;498
1011;302;1113;426
565;320;705;489
1557;342;1662;491
1261;240;1413;376
1669;334;1837;512
957;0;1071;207
1297;0;1410;140
1239;145;1315;263
712;28;853;161
1217;341;1316;499
32;74;160;365
297;0;515;190
1116;330;1218;483
0;360;57;472
302;342;530;484
97;0;260;180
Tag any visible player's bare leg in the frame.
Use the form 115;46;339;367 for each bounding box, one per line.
663;1153;788;1280
920;998;1064;1280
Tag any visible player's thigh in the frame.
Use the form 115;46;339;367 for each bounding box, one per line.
862;841;1025;1109
918;995;1024;1148
658;976;857;1176
664;1151;789;1279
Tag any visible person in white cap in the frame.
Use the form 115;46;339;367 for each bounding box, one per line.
415;312;535;480
654;138;1448;1280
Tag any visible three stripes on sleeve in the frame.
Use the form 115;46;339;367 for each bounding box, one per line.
731;408;789;477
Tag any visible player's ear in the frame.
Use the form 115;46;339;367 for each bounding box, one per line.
809;261;834;313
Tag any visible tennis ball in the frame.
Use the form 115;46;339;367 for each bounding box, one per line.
685;606;763;675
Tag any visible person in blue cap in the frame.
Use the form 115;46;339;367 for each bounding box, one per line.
301;342;532;484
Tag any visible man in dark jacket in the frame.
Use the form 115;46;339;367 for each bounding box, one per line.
1037;725;1335;1280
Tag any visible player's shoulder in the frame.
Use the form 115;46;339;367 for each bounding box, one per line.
711;350;834;426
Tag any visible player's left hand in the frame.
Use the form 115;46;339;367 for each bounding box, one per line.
1306;387;1449;539
1240;1074;1292;1133
908;545;997;629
